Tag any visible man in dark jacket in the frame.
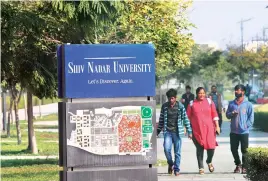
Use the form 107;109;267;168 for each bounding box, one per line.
157;88;192;176
181;85;195;110
209;85;225;130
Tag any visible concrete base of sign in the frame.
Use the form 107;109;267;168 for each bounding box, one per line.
60;168;157;181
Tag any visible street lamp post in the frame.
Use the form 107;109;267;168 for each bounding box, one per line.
238;18;253;52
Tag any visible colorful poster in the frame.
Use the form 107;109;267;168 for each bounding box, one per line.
67;106;154;155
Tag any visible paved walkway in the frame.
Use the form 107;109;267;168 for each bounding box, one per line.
157;120;268;180
4;103;58;121
158;173;247;181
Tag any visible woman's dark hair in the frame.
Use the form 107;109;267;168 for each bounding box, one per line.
166;88;177;98
234;84;246;92
196;87;206;99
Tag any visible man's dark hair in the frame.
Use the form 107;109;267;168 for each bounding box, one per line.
166;88;177;98
211;85;217;88
234;84;246;92
186;85;191;89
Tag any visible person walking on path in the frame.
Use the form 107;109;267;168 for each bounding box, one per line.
226;84;254;174
209;85;225;131
157;88;192;176
187;87;220;175
181;85;195;110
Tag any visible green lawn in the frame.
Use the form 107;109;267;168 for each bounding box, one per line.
223;91;234;101
1;114;59;156
255;104;268;112
1;159;60;181
1;131;58;156
35;113;58;122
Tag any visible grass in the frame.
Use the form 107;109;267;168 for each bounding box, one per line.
35;113;58;122
223;91;234;101
1;131;59;156
255;103;268;112
1;159;60;181
1;114;59;156
154;159;168;167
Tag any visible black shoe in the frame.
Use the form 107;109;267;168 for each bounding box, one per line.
168;165;174;174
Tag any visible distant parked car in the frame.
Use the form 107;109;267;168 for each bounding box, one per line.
249;89;264;103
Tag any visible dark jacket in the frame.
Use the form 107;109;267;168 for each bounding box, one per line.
181;93;195;109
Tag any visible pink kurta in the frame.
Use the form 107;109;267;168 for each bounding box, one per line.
187;99;219;150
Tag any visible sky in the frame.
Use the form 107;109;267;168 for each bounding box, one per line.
188;0;268;50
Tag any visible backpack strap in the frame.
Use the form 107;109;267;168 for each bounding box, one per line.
207;97;212;105
190;100;194;107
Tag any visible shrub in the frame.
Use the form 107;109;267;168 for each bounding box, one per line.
254;112;268;132
246;147;268;181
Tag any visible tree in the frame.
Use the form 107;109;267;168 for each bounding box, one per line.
1;0;126;152
173;45;230;90
250;46;268;90
226;45;262;84
100;0;194;75
50;0;126;44
1;2;25;145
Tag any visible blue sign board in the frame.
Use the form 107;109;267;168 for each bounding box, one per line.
57;44;155;98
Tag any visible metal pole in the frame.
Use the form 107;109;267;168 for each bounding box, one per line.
238;18;253;52
263;27;268;42
241;19;244;52
252;69;254;92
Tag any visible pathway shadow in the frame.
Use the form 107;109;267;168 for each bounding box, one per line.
1;150;31;155
1;158;58;167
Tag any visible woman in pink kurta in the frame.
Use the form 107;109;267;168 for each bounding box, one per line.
187;87;220;175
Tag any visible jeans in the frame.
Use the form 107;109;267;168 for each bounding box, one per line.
230;133;249;167
163;131;182;172
192;136;215;169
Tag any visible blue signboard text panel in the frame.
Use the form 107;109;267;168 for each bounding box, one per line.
61;44;155;98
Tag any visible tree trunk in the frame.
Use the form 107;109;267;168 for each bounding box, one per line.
23;93;27;121
14;99;21;145
27;91;38;154
10;85;22;145
11;102;14;125
38;99;42;119
7;98;13;138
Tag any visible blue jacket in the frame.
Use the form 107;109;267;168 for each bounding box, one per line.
157;101;192;136
226;98;254;134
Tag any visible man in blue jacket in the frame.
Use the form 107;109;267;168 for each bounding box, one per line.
157;88;192;176
226;84;254;174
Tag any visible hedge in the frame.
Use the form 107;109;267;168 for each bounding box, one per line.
246;147;268;181
254;112;268;132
